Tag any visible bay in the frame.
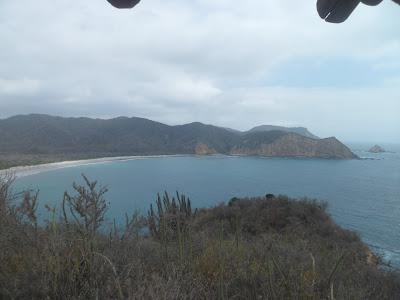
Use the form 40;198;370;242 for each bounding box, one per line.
14;145;400;267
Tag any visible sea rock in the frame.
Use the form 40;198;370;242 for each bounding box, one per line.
368;145;385;153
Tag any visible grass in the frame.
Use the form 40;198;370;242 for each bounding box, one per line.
0;156;52;170
0;173;399;299
0;161;11;170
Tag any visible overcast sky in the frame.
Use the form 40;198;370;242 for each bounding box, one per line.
0;0;399;143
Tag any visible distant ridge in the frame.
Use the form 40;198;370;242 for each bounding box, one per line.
0;115;357;165
247;125;319;139
220;125;319;139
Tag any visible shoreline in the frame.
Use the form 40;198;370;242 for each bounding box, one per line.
0;154;188;178
1;151;369;178
0;149;383;178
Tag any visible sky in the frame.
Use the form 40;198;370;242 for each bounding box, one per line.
0;0;399;143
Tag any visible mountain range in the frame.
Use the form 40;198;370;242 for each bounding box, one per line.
0;114;357;164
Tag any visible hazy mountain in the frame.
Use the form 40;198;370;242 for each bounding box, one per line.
247;125;319;139
0;114;357;161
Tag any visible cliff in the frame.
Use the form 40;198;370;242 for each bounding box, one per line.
230;132;357;159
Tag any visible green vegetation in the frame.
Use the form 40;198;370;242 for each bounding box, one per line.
0;153;106;171
0;161;9;170
0;157;48;171
1;174;399;299
0;114;357;160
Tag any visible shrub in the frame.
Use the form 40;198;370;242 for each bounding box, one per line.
0;175;399;299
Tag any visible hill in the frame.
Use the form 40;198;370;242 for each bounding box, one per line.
247;124;320;139
0;114;357;168
1;175;399;298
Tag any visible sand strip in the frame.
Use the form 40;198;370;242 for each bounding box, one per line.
0;155;187;178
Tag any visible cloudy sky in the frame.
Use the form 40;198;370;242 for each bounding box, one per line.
0;0;399;143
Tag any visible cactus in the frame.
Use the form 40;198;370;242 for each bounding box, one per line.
147;191;195;239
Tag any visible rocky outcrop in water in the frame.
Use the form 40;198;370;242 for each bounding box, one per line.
368;145;385;153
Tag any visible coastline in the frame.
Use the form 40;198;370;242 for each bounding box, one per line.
1;150;366;178
0;154;188;178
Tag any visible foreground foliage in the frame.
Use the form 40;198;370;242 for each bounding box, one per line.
0;174;399;299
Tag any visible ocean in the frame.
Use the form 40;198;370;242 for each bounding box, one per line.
14;143;400;268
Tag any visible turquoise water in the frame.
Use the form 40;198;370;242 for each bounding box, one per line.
15;147;400;268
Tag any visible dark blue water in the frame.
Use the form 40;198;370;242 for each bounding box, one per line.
15;148;400;267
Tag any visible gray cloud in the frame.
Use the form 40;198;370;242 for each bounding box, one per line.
0;0;399;142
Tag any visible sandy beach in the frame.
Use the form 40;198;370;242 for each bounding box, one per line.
0;155;186;178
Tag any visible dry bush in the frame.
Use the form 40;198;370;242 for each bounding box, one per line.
0;175;399;299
